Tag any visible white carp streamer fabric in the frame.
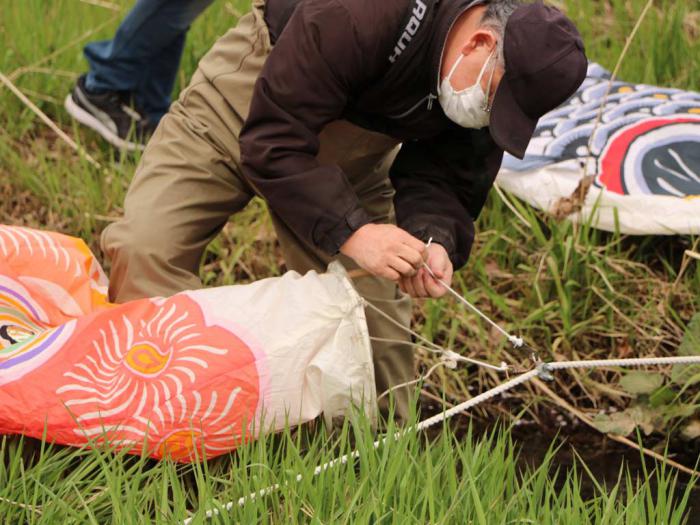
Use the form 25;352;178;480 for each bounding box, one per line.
497;63;700;234
0;225;375;461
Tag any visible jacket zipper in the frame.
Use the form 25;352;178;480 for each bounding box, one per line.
388;1;483;120
388;92;439;119
388;94;433;119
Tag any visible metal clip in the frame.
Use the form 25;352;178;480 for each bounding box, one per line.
536;362;554;381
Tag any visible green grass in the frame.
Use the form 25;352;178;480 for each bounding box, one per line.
0;412;695;524
1;0;699;522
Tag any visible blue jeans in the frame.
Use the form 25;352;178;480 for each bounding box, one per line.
84;0;214;123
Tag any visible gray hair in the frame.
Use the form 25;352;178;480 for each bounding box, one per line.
479;0;522;69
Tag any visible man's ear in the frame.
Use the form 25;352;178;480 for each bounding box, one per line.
460;29;497;56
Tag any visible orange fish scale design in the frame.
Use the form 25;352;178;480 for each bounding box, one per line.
0;226;261;461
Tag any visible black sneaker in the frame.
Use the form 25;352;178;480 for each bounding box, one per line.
64;75;156;151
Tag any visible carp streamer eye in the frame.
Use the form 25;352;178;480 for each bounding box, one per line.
643;143;700;197
605;119;700;197
0;325;35;346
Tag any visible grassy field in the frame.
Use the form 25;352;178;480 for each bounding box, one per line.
1;0;699;522
0;415;695;524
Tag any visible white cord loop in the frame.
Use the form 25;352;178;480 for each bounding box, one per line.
362;299;509;374
424;238;525;350
441;350;459;369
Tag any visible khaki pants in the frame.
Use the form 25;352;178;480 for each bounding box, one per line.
101;1;414;419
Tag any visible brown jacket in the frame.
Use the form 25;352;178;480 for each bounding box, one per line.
240;0;503;269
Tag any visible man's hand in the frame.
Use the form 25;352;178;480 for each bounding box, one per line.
399;242;453;298
340;224;427;281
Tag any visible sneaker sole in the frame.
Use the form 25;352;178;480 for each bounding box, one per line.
64;94;145;152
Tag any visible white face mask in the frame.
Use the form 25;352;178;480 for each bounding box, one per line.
438;49;496;129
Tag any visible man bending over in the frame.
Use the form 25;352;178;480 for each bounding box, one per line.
102;0;587;418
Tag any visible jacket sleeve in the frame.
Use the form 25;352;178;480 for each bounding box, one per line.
240;0;375;256
389;127;504;269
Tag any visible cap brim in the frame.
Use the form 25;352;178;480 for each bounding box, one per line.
488;76;538;160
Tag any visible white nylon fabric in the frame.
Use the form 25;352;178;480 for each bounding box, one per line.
497;160;700;234
497;62;700;235
189;261;376;430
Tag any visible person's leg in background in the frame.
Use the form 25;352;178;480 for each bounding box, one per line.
65;0;214;149
84;0;214;122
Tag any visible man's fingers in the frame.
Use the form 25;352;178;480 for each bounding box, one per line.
398;231;427;255
426;244;451;279
389;256;417;277
402;276;416;297
397;244;424;269
412;269;428;297
423;272;446;298
380;267;401;281
423;257;445;280
429;263;444;279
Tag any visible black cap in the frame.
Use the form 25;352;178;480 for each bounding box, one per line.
489;1;588;159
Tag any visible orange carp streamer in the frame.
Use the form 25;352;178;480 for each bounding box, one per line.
0;226;374;461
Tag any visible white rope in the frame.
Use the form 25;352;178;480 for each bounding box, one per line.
182;367;540;524
414;369;541;430
369;336;509;373
185;354;700;523
544;356;700;372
